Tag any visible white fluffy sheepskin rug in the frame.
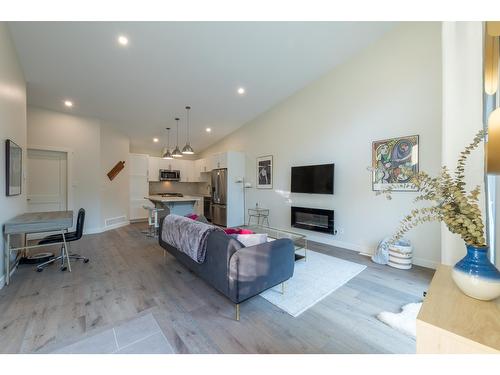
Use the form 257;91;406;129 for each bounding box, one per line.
377;302;422;338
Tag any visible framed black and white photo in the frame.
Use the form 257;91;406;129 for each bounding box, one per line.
5;139;22;196
257;155;273;189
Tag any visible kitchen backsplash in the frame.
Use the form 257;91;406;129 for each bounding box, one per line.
149;181;210;196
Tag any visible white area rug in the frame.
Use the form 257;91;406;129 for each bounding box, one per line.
260;250;366;317
377;302;422;338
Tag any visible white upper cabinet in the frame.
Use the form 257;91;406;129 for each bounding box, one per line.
189;160;199;182
177;159;189;182
148;152;241;184
218;152;228;169
196;158;209;173
209;152;228;170
147;156;160;182
208;154;217;171
159;157;180;171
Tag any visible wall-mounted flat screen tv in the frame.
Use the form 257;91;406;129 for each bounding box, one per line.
291;163;334;194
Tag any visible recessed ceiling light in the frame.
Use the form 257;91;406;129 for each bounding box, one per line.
153;138;159;143
64;100;73;107
206;128;212;133
117;35;129;46
237;87;246;95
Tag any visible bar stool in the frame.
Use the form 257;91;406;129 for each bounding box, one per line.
143;206;164;237
247;207;270;226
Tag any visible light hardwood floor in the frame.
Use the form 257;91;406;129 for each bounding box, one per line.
0;223;434;354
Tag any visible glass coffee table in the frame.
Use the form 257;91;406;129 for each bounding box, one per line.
241;224;307;261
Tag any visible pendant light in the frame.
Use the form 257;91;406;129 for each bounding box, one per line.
172;117;183;158
182;105;195;154
162;127;173;159
484;33;499;95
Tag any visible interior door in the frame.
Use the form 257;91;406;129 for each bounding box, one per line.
27;149;68;213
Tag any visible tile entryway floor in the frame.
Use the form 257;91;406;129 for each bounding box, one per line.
50;313;174;354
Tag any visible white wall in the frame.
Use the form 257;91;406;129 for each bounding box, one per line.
0;23;27;287
27;107;131;234
201;22;443;268
441;22;485;266
100;123;130;230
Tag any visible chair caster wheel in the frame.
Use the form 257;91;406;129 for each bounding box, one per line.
83;259;89;263
36;268;43;272
60;266;67;272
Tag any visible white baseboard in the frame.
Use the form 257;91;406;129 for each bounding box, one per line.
411;257;439;269
103;221;130;232
82;227;102;235
309;237;438;270
84;221;130;235
130;218;148;223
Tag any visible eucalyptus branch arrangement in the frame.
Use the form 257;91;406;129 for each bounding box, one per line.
378;129;487;247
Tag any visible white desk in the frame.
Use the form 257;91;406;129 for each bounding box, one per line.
3;210;74;285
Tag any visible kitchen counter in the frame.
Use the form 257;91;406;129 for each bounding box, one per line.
145;195;203;203
145;195;203;216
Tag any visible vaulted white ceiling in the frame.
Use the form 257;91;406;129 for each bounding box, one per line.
8;22;396;155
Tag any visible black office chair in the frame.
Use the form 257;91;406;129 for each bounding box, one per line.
36;208;89;272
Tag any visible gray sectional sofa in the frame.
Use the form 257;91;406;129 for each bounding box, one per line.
159;218;295;320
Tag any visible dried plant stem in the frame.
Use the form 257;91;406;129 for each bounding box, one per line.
381;129;487;248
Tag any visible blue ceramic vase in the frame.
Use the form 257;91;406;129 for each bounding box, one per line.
451;245;500;301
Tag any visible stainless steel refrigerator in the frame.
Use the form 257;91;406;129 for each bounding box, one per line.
211;168;227;226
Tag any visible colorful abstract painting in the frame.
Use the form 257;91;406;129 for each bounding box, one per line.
372;135;419;192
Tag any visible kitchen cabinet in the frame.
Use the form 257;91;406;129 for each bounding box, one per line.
159;157;180;171
188;160;199;182
196;158;209;173
209;152;228;170
152;157;199;182
147;156;160;182
178;159;189;182
218;153;228;169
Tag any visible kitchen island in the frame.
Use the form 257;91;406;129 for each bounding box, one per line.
145;195;203;217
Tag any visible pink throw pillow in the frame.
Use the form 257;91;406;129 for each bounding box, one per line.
223;228;254;235
239;229;254;234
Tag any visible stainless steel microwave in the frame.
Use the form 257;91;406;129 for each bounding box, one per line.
159;169;180;181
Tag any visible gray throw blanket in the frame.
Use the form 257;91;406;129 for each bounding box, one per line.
161;214;223;264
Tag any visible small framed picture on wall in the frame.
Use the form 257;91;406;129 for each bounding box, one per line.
257;155;273;189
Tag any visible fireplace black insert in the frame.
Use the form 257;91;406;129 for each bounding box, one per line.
291;206;334;234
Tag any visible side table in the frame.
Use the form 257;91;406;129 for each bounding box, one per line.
247;207;270;226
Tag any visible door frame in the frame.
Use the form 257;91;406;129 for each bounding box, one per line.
27;145;74;214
